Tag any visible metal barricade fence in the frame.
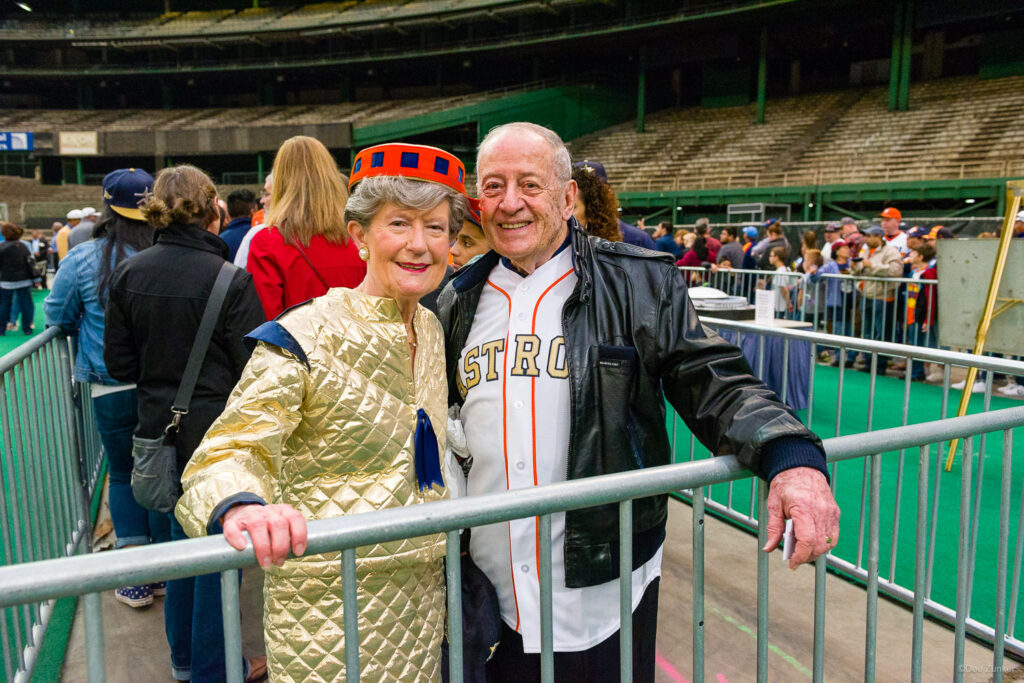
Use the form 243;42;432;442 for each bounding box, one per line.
680;266;942;352
0;407;1022;682
681;317;1024;664
0;327;103;683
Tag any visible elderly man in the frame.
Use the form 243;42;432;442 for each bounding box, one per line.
877;206;909;255
437;122;839;681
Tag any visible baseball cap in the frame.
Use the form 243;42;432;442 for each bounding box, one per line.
830;240;848;250
466;197;481;227
840;216;857;226
907;226;929;239
763;217;780;228
743;225;759;239
865;225;885;236
66;209;83;220
824;222;840;232
1016;210;1024;223
572;160;608;183
877;207;901;220
927;225;954;240
102;168;155;222
81;206;98;217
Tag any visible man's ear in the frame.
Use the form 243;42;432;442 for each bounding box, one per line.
560;180;578;222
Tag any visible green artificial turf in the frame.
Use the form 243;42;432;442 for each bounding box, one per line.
670;364;1024;642
0;289;49;358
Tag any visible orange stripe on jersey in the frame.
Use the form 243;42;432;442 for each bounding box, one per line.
529;268;575;578
485;278;521;631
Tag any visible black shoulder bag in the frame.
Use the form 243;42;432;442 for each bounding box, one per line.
130;262;236;513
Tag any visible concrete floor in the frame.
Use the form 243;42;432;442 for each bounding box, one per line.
62;499;1017;682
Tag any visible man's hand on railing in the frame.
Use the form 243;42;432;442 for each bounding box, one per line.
762;467;840;570
222;503;308;568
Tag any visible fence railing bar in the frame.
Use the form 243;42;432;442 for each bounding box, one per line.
342;547;359;681
889;364;913;584
953;435;974;682
692;487;705;683
617;503;631;683
993;430;1013;683
1;406;1023;610
966;420;987;621
445;530;463;683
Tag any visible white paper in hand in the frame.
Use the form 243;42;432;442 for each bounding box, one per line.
781;518;795;561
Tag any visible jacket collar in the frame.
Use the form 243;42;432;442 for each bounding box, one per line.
156;223;230;259
451;216;593;303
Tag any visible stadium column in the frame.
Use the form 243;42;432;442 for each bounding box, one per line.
756;27;767;125
75;158;84;186
887;1;904;112
898;0;913;111
636;46;646;134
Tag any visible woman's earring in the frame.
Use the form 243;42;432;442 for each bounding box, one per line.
358;245;369;261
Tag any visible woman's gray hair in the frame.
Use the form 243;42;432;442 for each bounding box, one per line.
344;175;469;237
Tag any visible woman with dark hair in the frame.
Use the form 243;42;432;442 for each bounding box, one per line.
676;235;718;285
45;169;171;608
571;165;622;241
0;221;36;335
104;164;267;683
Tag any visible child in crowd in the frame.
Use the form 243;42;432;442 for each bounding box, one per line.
905;243;938;380
798;249;825;323
769;246;794;316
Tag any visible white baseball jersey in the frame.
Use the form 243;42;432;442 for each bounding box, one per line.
458;245;662;653
885;231;909;255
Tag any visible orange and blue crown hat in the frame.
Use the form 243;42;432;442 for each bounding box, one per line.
349;143;466;196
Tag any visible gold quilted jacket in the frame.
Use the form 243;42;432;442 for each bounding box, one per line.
177;288;449;683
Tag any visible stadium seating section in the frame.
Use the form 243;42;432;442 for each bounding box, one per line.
0;0;591;41
569;74;1024;190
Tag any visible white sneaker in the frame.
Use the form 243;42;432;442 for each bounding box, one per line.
951;379;987;393
925;371;944;383
997;383;1024;397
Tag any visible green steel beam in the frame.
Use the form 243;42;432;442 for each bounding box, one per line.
888;1;903;112
823;202;869;220
898;0;913;111
756;27;768;125
618;176;1023;210
75;158;83;186
947;198;995;217
637;47;646;134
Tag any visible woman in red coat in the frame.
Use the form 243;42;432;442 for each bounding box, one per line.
247;135;366;319
676;235;718;285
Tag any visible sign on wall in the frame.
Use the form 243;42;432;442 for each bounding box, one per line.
0;132;33;151
58;131;98;155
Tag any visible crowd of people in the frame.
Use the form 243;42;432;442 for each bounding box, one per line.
5;125;847;682
647;207;1024;397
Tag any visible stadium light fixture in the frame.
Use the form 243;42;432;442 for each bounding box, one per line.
965;198;976;204
15;2;32;11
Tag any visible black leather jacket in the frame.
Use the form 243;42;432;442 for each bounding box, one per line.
437;220;824;588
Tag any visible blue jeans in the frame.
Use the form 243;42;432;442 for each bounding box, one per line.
92;389;170;549
907;322;938;380
167;516;240;682
0;286;33;334
859;298;896;373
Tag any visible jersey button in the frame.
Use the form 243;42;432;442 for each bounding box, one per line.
513;400;524;409
520;284;529;292
517;312;527;321
516;461;525;471
521;564;529;573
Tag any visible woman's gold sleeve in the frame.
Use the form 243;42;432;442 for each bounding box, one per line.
175;341;307;538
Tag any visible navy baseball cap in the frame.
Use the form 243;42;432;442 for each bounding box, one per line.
763;217;780;228
572;160;608;183
865;225;885;236
907;226;929;239
102;168;154;221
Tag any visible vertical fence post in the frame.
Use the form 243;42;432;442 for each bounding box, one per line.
342;548;359;681
539;514;554;683
911;444;929;682
756;481;769;682
864;447;881;682
993;430;1013;683
692;488;705;683
221;570;243;683
83;591;106;683
953;436;974;682
618;503;632;683
446;530;464;683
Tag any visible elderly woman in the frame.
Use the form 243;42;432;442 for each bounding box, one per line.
176;143;469;682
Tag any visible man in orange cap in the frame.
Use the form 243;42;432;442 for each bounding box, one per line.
876;206;909;255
